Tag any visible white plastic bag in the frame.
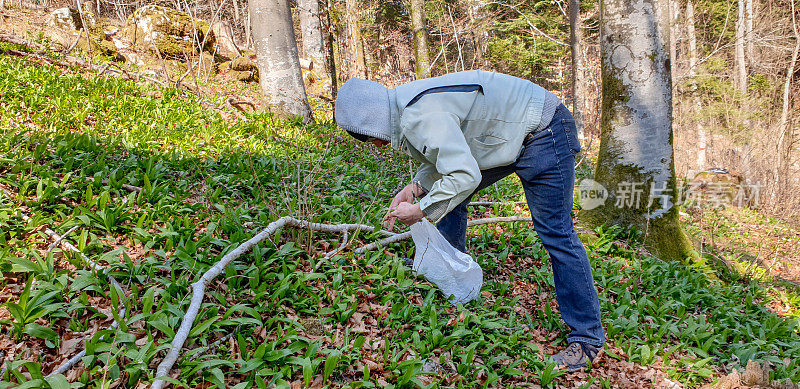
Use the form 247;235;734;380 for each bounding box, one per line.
410;219;483;304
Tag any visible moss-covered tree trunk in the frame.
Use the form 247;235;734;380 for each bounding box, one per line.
580;0;695;261
410;0;430;79
249;0;312;121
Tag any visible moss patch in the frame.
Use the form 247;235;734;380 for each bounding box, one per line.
120;5;216;59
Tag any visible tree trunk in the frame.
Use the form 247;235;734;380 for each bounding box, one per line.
735;0;747;91
324;0;339;97
570;0;586;140
299;0;327;72
410;0;431;79
687;0;706;171
249;0;312;120
345;0;367;78
246;8;252;49
668;0;678;88
745;0;754;61
580;0;695;261
773;0;799;201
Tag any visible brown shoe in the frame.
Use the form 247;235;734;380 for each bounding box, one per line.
551;342;600;371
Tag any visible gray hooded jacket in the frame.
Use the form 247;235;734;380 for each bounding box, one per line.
335;70;554;222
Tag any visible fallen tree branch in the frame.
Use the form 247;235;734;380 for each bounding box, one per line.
151;216;394;388
151;214;532;387
47;225;79;253
353;216;531;254
468;201;526;206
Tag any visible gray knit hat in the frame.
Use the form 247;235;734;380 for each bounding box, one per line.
334;78;391;142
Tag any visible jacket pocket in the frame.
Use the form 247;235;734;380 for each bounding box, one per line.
469;134;510;169
474;134;507;147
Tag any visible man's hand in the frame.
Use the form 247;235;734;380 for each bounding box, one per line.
383;183;427;231
385;202;424;229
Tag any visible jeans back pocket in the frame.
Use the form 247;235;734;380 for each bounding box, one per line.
562;118;581;155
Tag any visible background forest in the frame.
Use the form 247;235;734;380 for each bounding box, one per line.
1;0;800;387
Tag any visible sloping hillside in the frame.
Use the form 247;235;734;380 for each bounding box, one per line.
1;26;800;389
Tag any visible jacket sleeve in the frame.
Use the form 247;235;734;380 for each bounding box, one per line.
412;162;440;194
401;92;481;222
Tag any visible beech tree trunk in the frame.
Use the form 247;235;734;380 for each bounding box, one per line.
580;0;694;261
345;0;367;78
735;0;747;91
570;0;586;140
410;0;431;79
299;0;327;72
249;0;312;120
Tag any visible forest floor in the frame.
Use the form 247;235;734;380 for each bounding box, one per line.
1;5;800;389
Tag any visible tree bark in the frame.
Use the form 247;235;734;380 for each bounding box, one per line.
410;0;431;79
324;0;339;96
345;0;367;78
773;0;799;200
687;0;706;171
735;0;747;91
233;0;241;26
580;0;695;261
298;0;327;72
246;8;252;49
570;0;586;140
668;0;679;89
745;0;754;61
249;0;312;120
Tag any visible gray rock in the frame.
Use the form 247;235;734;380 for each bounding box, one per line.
47;8;82;31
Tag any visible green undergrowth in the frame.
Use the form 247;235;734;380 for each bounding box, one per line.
1;53;799;388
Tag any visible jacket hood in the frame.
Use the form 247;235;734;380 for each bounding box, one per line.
335;78;399;142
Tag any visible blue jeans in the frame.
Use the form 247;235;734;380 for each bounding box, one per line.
436;104;605;347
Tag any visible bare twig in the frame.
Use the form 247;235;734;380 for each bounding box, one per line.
65;29;82;55
47;225;80;253
187;332;234;360
74;0;92;61
481;1;568;46
354;216;531;254
175;59;198;89
96;63;112;77
468;201;526;206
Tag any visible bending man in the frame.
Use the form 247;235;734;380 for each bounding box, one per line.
334;70;605;370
